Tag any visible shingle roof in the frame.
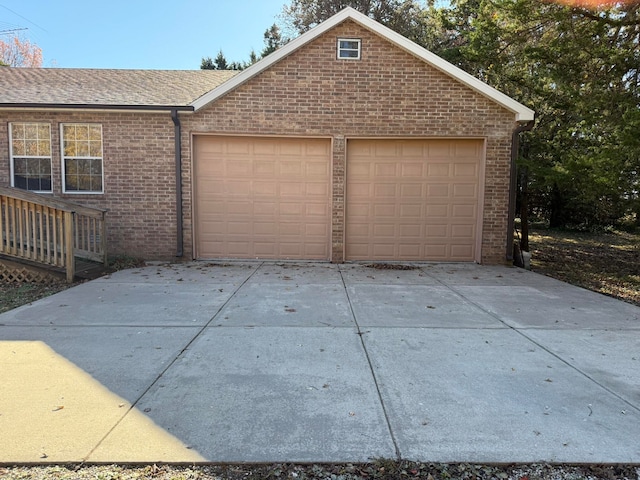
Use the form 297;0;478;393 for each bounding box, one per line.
0;68;239;108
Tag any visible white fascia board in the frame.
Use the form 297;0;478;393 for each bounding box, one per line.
191;7;535;122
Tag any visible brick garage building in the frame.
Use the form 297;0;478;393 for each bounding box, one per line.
0;8;533;264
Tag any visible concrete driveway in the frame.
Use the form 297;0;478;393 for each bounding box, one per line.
1;262;639;464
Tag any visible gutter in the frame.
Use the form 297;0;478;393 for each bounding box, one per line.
506;119;535;262
171;109;184;258
0;103;194;112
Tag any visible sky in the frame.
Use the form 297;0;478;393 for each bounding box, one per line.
0;0;287;69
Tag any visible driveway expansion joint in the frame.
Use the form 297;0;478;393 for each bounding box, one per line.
339;268;402;461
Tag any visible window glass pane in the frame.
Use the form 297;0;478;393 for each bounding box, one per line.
76;124;89;141
38;140;50;156
12;139;25;156
25;124;38;139
340;40;359;49
77;141;89;157
91;160;103;175
62;124;74;139
25;140;38;156
64;140;76;157
89;125;102;141
13;157;52;191
340;50;359;58
11;123;25;140
38;124;50;139
89;141;102;157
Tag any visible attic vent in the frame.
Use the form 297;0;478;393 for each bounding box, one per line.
337;38;361;59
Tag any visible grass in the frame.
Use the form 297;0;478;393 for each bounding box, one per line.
528;227;640;307
0;281;71;315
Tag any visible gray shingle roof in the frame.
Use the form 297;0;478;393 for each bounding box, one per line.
0;68;239;107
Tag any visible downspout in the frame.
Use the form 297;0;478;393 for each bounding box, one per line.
171;109;184;258
506;119;535;262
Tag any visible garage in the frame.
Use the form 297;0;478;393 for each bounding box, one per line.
346;139;484;262
194;136;331;259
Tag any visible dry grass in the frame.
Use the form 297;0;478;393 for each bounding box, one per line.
528;228;640;306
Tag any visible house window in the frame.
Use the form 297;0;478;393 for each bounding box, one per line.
61;123;104;194
9;122;53;192
337;38;361;59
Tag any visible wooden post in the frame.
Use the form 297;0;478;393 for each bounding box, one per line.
64;211;75;283
100;212;108;266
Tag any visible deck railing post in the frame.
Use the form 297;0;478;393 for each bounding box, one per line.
64;211;75;283
100;212;108;266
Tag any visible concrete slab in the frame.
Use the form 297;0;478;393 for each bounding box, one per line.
363;327;640;463
340;264;438;285
101;327;396;462
347;284;505;328
456;285;640;329
251;262;342;284
423;264;564;287
0;281;238;326
214;283;355;327
0;325;200;400
0;340;202;463
93;262;260;285
1;262;639;464
524;329;640;407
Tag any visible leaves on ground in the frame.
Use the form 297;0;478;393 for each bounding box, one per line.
529;228;640;306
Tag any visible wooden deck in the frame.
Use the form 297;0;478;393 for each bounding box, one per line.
0;186;108;282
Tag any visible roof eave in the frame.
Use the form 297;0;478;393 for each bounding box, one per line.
191;6;534;122
0;103;195;113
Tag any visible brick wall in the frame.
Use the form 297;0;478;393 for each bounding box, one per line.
0;20;517;264
182;20;516;263
0;111;177;259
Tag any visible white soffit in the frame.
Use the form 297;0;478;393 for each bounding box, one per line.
191;7;535;122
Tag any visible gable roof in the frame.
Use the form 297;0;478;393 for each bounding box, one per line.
191;7;535;122
0;68;237;110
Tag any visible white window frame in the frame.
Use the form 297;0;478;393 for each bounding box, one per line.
9;122;53;193
60;123;105;194
337;38;361;60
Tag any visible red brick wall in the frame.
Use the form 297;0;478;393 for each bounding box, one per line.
0;111;178;259
0;20;517;263
182;20;516;263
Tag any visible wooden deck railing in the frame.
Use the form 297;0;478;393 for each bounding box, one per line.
0;186;107;282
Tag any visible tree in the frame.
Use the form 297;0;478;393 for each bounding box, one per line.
201;49;243;70
261;24;286;57
280;0;430;44
0;35;42;67
435;0;640;230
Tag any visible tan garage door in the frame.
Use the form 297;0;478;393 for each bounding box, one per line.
346;139;483;261
194;136;331;259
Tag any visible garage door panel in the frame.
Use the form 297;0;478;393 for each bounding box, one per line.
454;163;478;177
426;184;450;197
399;204;423;217
195;136;330;259
453;184;477;197
254;161;276;175
426;163;451;177
399;184;423;197
347;139;482;261
227;142;251;154
425;204;449;217
452;204;476;218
